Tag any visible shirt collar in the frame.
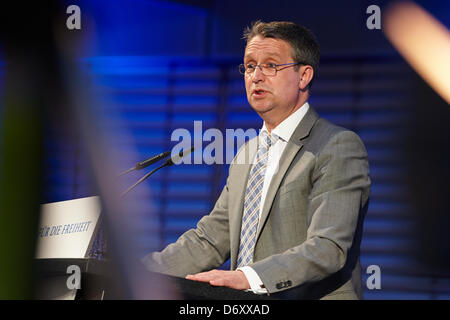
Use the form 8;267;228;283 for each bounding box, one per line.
261;102;310;142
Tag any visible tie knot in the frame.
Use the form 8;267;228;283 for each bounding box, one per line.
260;130;278;149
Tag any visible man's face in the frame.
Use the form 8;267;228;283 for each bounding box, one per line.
244;35;304;124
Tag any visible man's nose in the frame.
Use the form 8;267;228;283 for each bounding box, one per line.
252;66;265;82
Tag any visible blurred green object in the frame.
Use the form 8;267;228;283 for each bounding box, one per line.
0;2;59;299
0;80;44;299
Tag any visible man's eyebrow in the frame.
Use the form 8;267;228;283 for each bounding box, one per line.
244;52;283;60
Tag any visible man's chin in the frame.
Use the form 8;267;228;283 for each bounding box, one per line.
251;105;274;116
249;100;271;111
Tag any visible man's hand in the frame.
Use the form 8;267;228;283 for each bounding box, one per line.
186;269;250;290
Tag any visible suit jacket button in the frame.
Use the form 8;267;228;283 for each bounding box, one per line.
286;280;292;287
276;283;283;289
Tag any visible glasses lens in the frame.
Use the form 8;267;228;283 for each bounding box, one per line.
238;64;246;75
262;65;277;76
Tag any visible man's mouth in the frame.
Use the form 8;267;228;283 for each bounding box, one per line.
252;89;268;97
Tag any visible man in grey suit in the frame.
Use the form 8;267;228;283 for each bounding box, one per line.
143;20;370;299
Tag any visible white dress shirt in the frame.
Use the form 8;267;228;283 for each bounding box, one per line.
237;102;310;294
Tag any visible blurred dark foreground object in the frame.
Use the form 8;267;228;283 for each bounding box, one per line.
406;73;450;276
384;1;450;277
0;2;64;299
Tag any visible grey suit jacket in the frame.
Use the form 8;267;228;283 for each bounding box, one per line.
143;106;371;299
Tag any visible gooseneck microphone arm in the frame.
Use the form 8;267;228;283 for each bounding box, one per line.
120;147;194;197
120;161;170;197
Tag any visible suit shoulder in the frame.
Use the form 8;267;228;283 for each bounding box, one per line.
309;118;366;152
314;117;349;137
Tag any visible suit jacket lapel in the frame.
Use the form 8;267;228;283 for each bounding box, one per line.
255;107;320;241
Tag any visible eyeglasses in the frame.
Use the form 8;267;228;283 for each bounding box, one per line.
238;62;301;77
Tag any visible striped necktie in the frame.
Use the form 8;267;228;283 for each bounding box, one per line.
237;130;277;268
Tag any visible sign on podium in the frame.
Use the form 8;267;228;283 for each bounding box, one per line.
36;196;101;259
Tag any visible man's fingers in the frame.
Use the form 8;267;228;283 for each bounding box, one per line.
186;270;218;282
186;270;250;290
186;270;227;284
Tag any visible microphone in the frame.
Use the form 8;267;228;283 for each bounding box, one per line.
121;147;195;197
118;150;172;177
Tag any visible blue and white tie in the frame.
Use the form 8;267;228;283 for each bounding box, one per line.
237;131;276;268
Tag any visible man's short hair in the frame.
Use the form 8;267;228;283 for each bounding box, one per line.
243;20;320;88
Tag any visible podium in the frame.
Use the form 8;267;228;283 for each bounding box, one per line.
34;198;272;300
34;198;277;300
33;258;272;300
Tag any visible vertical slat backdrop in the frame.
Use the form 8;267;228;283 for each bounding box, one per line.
40;55;450;299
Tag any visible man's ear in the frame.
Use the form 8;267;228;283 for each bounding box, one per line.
299;65;314;91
